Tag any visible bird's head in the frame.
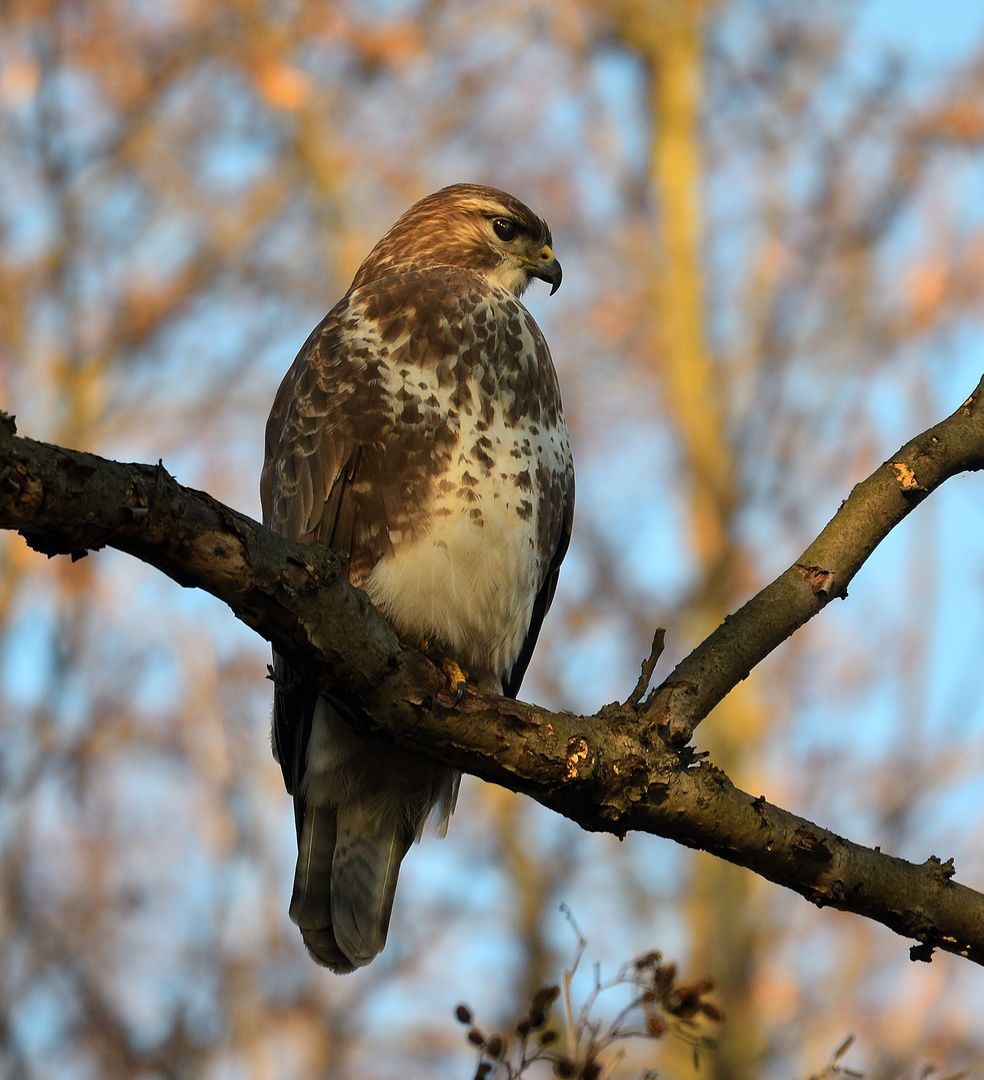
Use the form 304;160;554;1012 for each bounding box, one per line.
351;183;562;298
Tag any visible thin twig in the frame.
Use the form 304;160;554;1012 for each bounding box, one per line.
625;628;666;707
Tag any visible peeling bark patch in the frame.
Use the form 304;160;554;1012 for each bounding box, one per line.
646;679;699;729
891;461;926;493
795;563;836;596
565;736;591;780
789;825;833;862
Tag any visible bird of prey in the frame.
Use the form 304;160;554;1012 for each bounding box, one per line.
260;183;574;972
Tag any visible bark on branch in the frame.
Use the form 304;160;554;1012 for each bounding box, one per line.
649;375;984;744
1;379;984;968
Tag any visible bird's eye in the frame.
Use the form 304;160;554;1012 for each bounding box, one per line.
492;218;518;242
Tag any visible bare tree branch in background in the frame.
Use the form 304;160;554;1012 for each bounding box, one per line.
3;372;983;966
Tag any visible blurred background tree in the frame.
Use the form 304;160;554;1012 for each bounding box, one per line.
2;1;984;1077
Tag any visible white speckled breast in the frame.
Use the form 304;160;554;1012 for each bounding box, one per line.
364;357;570;691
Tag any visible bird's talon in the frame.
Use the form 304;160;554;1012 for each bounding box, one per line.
441;658;469;702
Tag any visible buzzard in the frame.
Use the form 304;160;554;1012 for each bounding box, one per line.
260;183;574;972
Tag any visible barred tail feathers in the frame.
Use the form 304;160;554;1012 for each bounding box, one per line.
287;697;458;972
289;798;411;972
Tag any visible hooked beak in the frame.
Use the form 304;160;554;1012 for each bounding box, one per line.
533;245;563;295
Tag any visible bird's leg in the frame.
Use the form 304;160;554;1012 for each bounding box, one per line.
421;639;469;703
441;658;469;704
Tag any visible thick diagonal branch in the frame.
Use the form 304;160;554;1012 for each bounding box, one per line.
648;374;984;745
2;396;984;967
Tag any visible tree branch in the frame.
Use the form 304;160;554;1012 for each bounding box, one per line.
1;382;984;967
648;374;984;745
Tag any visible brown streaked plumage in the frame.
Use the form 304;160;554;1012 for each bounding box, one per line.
261;183;574;972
